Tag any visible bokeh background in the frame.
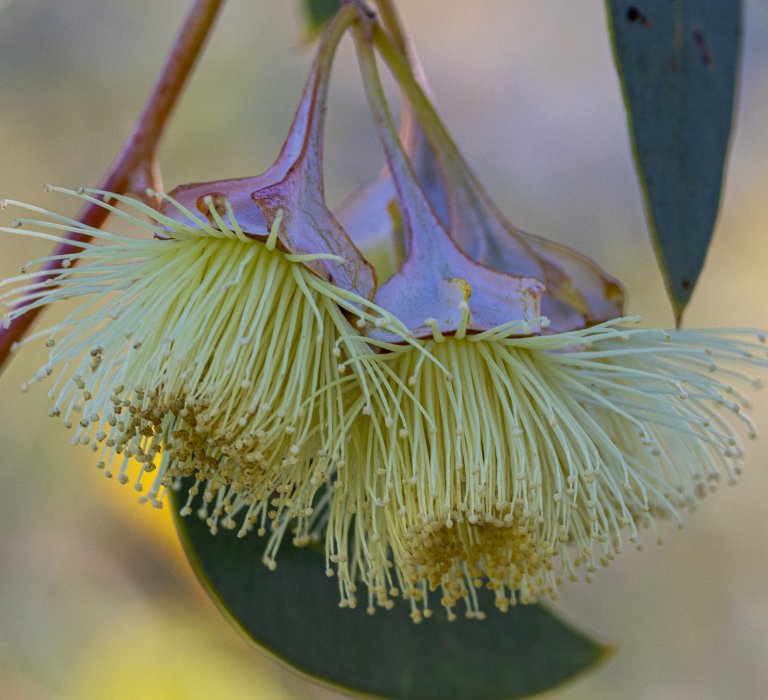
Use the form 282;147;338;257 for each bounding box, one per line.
1;1;767;698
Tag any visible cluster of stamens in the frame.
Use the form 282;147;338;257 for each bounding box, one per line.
312;315;766;620
2;188;766;623
1;188;404;529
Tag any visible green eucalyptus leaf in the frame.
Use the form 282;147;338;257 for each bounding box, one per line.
606;0;741;322
172;488;609;700
300;0;341;37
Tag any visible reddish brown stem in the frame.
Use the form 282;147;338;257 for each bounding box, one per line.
0;0;225;372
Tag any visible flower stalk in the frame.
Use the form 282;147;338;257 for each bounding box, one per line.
352;20;545;339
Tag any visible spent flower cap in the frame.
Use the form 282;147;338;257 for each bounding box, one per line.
344;24;624;332
353;27;545;343
163;4;375;299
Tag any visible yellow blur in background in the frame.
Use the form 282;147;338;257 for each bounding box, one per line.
1;2;767;699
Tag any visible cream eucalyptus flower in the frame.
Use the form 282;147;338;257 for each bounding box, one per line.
0;188;400;540
0;11;410;563
312;31;768;621
338;313;764;621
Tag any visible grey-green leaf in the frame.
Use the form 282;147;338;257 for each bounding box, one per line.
173;491;609;700
300;0;341;37
606;0;741;322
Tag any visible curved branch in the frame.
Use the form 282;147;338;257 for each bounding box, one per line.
0;0;225;372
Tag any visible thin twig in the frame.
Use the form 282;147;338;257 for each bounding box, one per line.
0;0;225;372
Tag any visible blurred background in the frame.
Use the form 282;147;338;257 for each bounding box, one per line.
1;1;767;698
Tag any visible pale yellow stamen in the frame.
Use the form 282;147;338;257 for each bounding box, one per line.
1;188;410;518
318;318;766;619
